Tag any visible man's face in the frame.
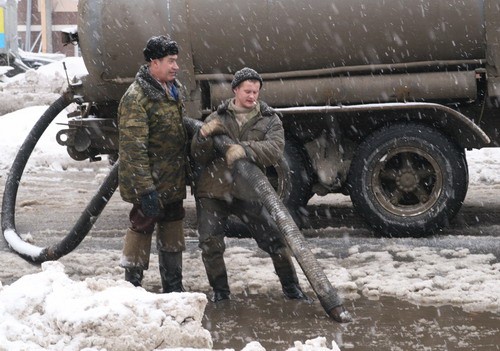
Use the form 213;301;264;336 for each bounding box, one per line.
233;80;261;109
150;54;179;83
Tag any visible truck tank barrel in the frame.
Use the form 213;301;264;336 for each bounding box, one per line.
78;0;485;85
210;71;478;107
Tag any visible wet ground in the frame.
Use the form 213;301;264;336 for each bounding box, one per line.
1;168;500;350
203;295;500;350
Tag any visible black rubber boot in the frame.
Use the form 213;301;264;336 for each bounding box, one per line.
271;253;309;300
212;290;231;302
125;267;144;287
159;251;185;293
202;252;230;302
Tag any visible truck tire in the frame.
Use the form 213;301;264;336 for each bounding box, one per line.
348;123;468;237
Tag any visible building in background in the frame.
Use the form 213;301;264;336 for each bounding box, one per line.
0;0;18;63
17;0;78;57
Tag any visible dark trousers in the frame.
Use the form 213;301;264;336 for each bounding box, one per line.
197;197;291;293
129;200;185;234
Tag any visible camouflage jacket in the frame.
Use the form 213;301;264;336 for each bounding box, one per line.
118;64;187;205
191;99;284;201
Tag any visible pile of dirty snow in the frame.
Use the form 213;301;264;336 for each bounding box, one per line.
0;261;212;350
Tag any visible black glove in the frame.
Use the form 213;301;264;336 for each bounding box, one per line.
140;190;160;217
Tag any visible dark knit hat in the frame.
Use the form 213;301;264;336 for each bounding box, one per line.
143;35;179;61
231;67;263;89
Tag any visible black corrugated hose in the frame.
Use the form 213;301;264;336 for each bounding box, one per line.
1;92;119;263
184;117;352;323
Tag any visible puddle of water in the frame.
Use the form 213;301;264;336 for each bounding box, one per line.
203;294;500;350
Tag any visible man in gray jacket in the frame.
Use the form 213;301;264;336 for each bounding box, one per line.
191;67;307;302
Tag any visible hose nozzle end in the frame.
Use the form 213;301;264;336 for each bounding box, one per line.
328;305;353;323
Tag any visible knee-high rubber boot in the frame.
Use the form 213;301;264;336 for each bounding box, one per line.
157;220;186;293
121;228;152;287
271;252;308;300
202;252;230;302
159;251;185;293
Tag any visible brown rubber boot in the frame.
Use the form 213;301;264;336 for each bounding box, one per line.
121;228;152;287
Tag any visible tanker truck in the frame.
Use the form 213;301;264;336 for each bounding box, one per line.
54;0;500;236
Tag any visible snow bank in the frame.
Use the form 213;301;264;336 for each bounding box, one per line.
466;147;500;185
241;337;340;351
0;261;212;351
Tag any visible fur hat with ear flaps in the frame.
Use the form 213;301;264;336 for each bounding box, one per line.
231;67;263;89
143;35;179;61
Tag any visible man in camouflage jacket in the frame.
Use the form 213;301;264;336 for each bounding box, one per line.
191;67;308;302
118;35;187;292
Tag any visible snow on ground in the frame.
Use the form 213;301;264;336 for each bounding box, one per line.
1;58;500;350
0;261;212;350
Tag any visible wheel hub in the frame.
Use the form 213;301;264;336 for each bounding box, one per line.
396;171;418;192
372;147;444;217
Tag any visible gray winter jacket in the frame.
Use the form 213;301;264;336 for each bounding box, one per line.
191;99;284;201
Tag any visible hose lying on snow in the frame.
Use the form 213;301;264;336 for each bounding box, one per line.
184;117;352;323
1;93;119;264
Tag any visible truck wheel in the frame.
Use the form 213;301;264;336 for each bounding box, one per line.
348;123;468;237
266;141;313;227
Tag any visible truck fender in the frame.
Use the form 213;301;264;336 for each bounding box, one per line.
277;102;491;149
